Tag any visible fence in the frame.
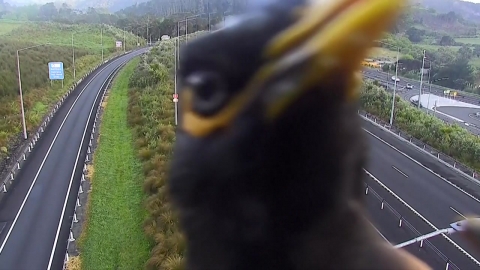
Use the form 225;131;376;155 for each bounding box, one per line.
359;110;480;186
364;178;460;270
61;56;129;270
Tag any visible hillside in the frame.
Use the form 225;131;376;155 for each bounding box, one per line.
0;19;144;171
3;0;149;12
413;0;480;24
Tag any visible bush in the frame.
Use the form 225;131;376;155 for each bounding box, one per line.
127;37;195;269
360;81;480;170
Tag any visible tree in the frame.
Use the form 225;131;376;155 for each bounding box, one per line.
406;27;425;43
439;35;455;46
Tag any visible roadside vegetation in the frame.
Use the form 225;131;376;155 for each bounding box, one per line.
0;20;144;166
361;80;480;171
77;58;150;270
125;32;205;269
128;37;183;270
366;5;480;95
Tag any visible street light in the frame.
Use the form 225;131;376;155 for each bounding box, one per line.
185;14;201;44
16;43;51;140
394;218;480;249
418;49;426;108
72;33;76;81
389;47;399;126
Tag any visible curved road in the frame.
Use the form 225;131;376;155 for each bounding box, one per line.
363;68;480;135
363;119;480;269
0;49;147;270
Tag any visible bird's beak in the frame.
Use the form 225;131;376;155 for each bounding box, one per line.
181;0;406;137
250;0;407;119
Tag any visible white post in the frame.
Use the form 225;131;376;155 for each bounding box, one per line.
16;50;27;140
389;48;399;126
418;49;426;108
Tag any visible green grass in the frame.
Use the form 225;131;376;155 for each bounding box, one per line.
455;37;480;45
79;57;150;270
368;47;404;60
0;19;24;35
0;21;145;163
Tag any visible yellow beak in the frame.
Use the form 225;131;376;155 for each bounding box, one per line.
182;0;406;137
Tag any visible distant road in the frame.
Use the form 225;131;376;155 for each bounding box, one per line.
363;68;480;135
363;119;480;269
0;48;147;270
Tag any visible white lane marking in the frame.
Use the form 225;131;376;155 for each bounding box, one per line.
364;169;480;266
46;58;131;270
369;221;388;242
450;207;467;219
362;127;480;205
391;165;408;178
0;55;130;254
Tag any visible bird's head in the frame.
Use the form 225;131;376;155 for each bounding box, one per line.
169;0;406;268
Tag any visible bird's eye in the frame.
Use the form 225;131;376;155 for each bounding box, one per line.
186;71;228;116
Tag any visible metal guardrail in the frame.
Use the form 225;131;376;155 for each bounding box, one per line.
364;181;460;270
362;70;480;106
61;58;129;270
359;110;480;186
0;52;129;204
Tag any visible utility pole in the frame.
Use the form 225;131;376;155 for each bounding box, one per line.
389;47;399;126
16;50;27;140
72;33;76;81
147;16;149;46
123;28;126;53
418;49;426;108
426;62;432;114
174;40;178;126
208;1;211;31
101;26;104;62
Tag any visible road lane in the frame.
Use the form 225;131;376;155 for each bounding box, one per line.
0;49;147;270
363;118;480;269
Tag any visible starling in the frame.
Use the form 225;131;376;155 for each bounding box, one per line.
168;0;432;269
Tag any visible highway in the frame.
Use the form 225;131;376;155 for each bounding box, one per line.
363;68;480;135
0;48;147;270
363;118;480;269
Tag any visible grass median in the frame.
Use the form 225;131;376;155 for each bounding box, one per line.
78;57;150;270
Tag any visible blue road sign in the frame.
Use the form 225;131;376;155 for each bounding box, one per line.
48;62;64;80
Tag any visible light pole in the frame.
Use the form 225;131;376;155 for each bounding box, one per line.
389;47;400;126
394;218;479;249
123;27;126;53
418;49;426;108
16;43;51;140
185;14;201;44
101;26;104;62
72;33;76;81
174;41;178;126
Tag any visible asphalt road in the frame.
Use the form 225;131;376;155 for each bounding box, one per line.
0;49;147;270
362;68;480;135
363;118;480;269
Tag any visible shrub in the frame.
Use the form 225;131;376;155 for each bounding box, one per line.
360;80;480;171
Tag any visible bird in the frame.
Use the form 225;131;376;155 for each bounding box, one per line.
167;0;479;269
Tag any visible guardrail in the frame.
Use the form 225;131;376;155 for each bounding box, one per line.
61;59;128;270
0;51;129;204
363;180;460;270
362;69;480;105
359;110;480;187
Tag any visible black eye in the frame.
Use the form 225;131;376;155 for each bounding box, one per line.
186;71;228;116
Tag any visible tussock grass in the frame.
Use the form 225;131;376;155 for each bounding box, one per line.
65;256;82;270
0;21;144;164
78;58;150;270
127;33;207;270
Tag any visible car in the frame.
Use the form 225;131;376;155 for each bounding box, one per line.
391;76;400;82
406;83;413;89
